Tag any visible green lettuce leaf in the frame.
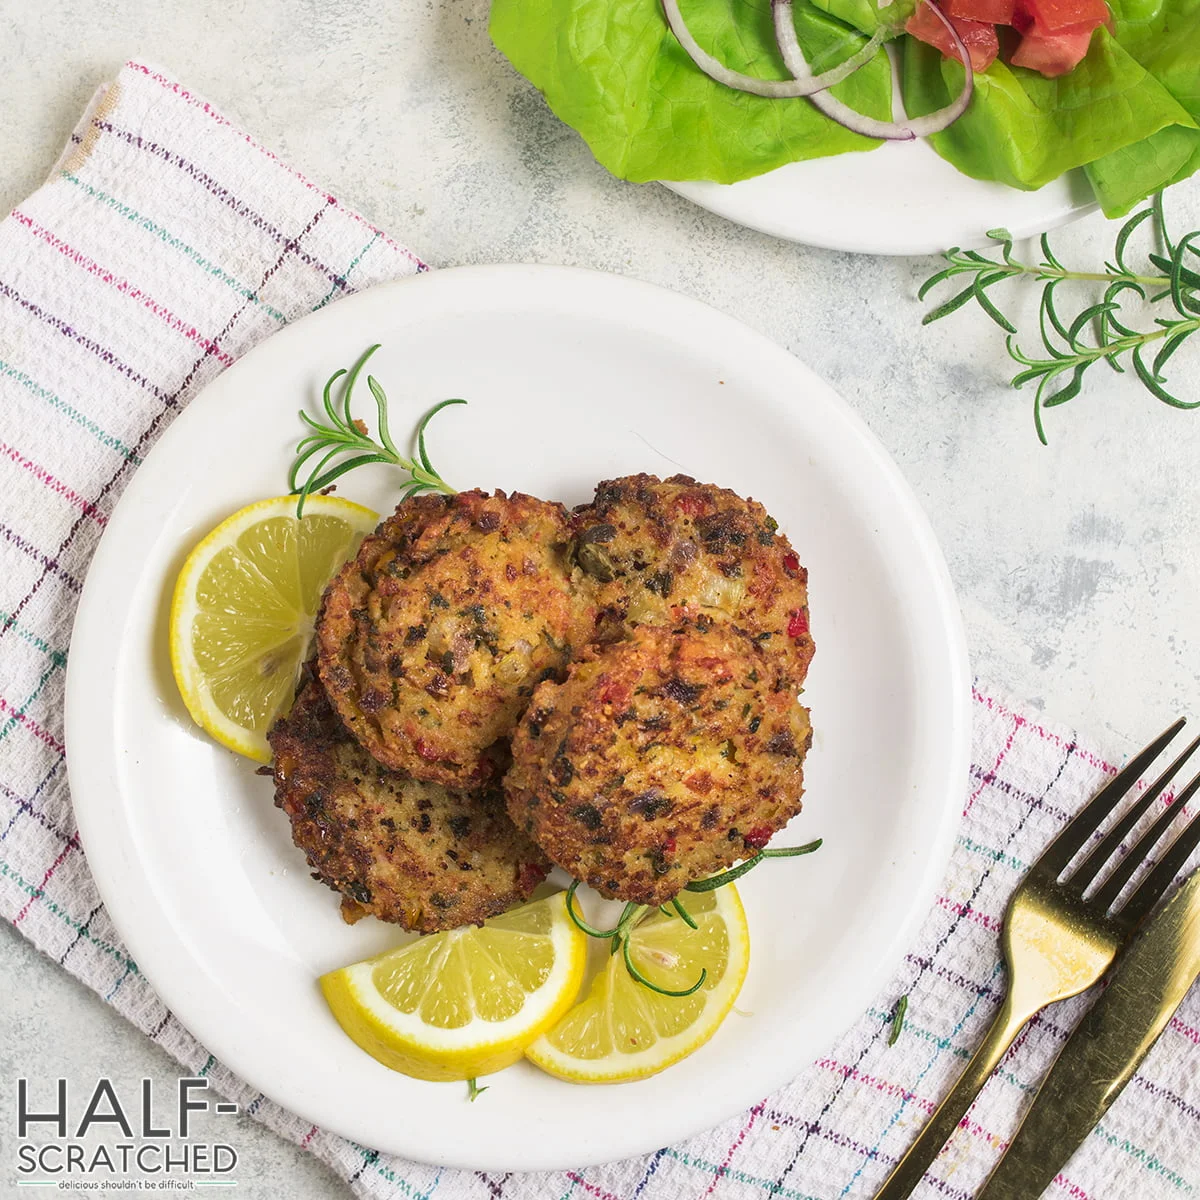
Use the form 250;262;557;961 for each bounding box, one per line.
1085;0;1200;213
491;0;1200;208
899;28;1196;191
1086;126;1200;215
810;0;917;35
1110;0;1200;68
488;0;894;183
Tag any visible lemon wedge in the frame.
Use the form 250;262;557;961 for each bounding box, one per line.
320;892;587;1082
169;494;377;762
526;885;749;1083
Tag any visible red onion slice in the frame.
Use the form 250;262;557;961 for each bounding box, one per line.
773;0;973;139
661;0;887;98
772;0;912;140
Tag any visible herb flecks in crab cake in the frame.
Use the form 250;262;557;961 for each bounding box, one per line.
505;618;812;906
269;670;550;933
317;489;595;788
569;474;814;682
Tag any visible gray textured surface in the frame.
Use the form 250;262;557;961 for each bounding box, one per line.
0;921;345;1197
1;0;1198;1195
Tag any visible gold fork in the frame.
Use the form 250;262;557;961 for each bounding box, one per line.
873;718;1200;1200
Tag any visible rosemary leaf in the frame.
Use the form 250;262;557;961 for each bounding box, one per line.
564;879;625;939
671;896;699;929
683;854;765;892
684;837;823;892
621;932;706;997
1114;207;1156;273
971;273;1018;334
921;283;980;326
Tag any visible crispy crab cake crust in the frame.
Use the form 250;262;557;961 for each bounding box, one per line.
317;489;591;788
505;618;812;905
268;671;550;933
570;474;814;682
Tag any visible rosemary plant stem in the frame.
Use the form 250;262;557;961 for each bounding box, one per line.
918;193;1199;438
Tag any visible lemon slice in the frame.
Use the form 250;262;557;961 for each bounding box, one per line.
170;495;378;762
526;885;749;1083
320;892;587;1082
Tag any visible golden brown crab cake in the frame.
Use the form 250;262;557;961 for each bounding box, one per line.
317;489;592;788
505;617;812;906
570;474;815;684
268;671;550;932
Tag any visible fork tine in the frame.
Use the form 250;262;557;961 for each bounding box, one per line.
1065;734;1200;894
1035;718;1185;879
1090;770;1200;914
1114;775;1200;926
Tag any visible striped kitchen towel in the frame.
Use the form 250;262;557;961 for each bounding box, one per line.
1;61;1197;1200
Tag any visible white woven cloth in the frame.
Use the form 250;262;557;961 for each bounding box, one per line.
0;61;1196;1200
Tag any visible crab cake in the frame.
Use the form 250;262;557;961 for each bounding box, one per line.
268;671;550;932
317;489;591;789
570;474;814;683
505;617;812;905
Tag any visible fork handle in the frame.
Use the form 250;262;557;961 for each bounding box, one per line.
871;992;1035;1200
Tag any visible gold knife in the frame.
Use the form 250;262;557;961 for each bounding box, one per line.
977;865;1200;1200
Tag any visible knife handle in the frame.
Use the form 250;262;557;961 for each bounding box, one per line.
979;869;1200;1200
976;1034;1107;1200
872;992;1034;1200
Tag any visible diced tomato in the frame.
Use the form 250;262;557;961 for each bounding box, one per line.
599;680;631;706
946;0;1015;26
1014;0;1110;33
905;5;999;72
518;862;549;893
1010;22;1096;74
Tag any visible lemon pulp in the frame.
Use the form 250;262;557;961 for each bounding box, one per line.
526;884;750;1083
169;495;378;761
321;893;588;1082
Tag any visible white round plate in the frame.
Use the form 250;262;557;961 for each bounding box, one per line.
667;140;1097;255
66;264;970;1171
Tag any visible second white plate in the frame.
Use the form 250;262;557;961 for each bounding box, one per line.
667;139;1096;255
66;264;971;1170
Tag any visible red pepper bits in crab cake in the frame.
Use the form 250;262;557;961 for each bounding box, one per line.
504;617;812;906
317;490;594;789
269;669;550;933
569;474;815;683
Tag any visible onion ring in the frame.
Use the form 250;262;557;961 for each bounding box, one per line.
772;0;974;139
661;0;887;97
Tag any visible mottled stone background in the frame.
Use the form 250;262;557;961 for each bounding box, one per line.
1;1;1198;1194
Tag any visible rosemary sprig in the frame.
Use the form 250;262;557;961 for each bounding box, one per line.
466;1077;488;1102
564;837;822;996
920;191;1200;444
288;344;465;517
564;881;706;997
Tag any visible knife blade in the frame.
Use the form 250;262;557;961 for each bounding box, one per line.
977;865;1200;1200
